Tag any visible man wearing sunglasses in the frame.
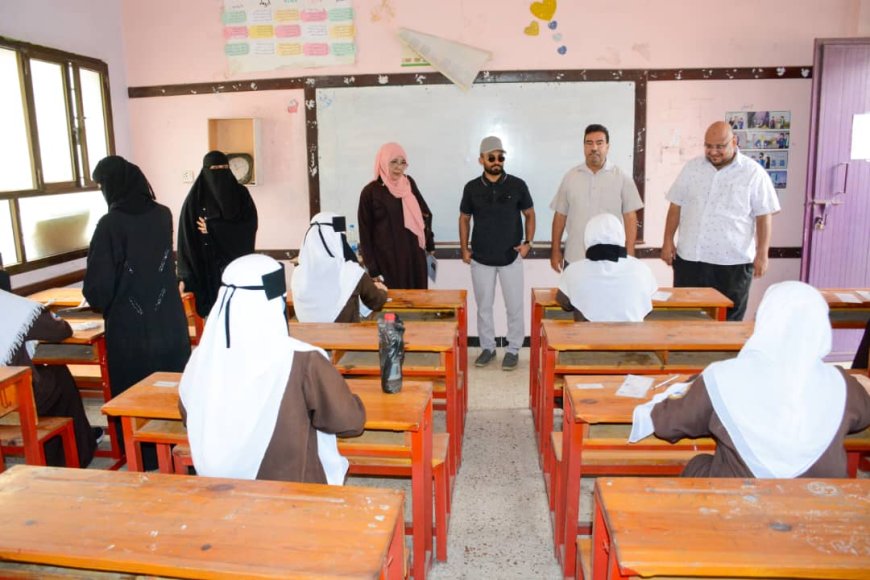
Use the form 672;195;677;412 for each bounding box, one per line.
459;136;535;371
549;124;643;273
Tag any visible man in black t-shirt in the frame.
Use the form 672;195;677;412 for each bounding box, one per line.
459;136;535;371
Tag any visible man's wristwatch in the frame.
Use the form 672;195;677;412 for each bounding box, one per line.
522;240;533;248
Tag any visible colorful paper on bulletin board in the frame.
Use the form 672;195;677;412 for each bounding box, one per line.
223;0;356;74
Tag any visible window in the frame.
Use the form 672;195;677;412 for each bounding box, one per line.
0;36;115;273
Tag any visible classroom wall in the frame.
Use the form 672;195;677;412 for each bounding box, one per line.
6;1;867;334
1;0;132;288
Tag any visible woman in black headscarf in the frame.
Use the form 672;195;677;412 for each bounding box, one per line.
83;156;191;466
177;151;258;317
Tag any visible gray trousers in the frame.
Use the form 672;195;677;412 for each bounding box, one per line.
470;256;525;354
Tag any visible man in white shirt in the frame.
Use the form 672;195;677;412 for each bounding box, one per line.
549;124;644;272
661;121;780;320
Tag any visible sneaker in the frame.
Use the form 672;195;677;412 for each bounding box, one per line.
502;352;519;371
474;349;496;367
93;427;105;446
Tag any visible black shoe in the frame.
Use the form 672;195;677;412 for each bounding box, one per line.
475;349;496;367
93;427;105;445
502;352;519;371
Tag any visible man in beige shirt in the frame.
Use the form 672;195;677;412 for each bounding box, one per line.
549;124;643;272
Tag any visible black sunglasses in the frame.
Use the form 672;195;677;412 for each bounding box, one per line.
487;154;506;163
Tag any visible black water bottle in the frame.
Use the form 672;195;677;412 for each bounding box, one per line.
378;312;405;394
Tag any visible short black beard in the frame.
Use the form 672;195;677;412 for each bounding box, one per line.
484;166;503;176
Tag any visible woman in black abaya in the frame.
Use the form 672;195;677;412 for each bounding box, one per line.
177;151;258;317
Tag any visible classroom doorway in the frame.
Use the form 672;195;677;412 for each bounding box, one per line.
802;38;870;360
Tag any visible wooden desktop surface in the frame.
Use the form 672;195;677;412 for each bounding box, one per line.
289;321;457;352
594;477;870;579
533;287;733;310
102;372;432;432
543;320;754;351
0;465;403;579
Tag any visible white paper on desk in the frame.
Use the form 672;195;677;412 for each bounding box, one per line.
573;382;604;390
70;322;100;331
616;374;654;398
153;380;179;388
855;290;870;301
629;382;691;442
835;292;862;304
652;290;672;301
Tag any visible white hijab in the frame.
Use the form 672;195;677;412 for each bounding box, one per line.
558;213;657;321
0;290;43;365
703;281;846;478
180;253;348;484
291;212;365;323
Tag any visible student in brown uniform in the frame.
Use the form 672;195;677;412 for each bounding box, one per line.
179;254;365;483
649;281;870;478
291;212;387;323
0;289;97;467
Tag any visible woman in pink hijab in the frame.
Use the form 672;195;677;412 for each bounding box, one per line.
357;143;435;289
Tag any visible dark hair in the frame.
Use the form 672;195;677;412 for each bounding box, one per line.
584;124;610;143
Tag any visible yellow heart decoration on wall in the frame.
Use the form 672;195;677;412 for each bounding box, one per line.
524;21;540;36
530;0;557;22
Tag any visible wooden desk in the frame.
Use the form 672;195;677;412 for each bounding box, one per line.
102;372;435;580
28;287;203;343
28;317;124;469
0;465;405;579
290;320;463;472
820;288;870;329
590;477;870;580
528;287;733;422
288;288;469;426
537;320;752;482
556;374;710;577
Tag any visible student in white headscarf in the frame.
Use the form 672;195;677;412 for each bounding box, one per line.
555;213;657;321
291;212;387;323
179;254;365;484
650;281;870;478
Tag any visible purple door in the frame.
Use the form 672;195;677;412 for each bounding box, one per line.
802;39;870;360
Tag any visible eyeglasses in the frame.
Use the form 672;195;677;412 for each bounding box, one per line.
704;140;732;152
389;159;408;166
487;154;505;163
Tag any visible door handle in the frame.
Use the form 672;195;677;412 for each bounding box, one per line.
833;162;849;195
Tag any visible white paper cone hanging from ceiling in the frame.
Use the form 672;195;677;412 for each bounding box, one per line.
397;28;491;91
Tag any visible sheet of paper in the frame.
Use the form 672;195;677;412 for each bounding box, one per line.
652;290;672;301
70;322;100;331
427;254;438;283
856;290;870;301
153;381;178;388
573;382;604;390
835;292;862;304
616;374;654;398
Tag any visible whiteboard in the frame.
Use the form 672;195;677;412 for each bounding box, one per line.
316;81;636;243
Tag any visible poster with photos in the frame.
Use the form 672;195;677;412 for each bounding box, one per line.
727;110;790;189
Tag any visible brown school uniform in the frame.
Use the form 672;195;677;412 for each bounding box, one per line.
334;275;388;323
181;351;365;484
651;370;870;477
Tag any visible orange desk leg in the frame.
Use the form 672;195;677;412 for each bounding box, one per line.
121;417;144;472
457;304;468;423
94;336;125;469
559;405;585;575
590;493;609;580
410;398;434;580
539;339;557;468
529;294;543;421
444;346;461;473
382;505;406;580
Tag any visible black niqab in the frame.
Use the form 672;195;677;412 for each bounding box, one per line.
93;156;156;214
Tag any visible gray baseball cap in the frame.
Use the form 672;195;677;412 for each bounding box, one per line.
479;136;505;154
